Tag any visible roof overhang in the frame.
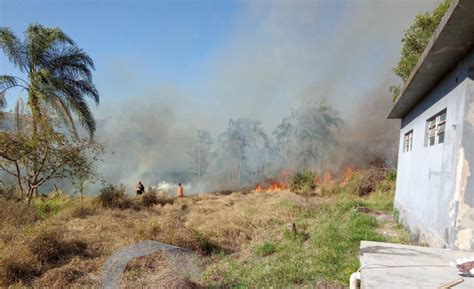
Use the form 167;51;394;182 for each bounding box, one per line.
388;0;474;119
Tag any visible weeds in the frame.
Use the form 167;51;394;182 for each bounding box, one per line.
35;198;69;219
254;242;276;256
290;171;316;195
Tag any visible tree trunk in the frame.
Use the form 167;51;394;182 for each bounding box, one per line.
27;187;35;204
14;162;24;198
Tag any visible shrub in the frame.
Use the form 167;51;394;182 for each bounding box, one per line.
35;198;68;219
97;184;132;209
0;198;38;227
141;192;158;207
357;168;385;196
290;172;316;195
28;229;89;266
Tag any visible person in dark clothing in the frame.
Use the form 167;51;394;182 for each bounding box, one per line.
136;181;145;195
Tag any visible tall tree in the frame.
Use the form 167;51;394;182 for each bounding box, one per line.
273;102;341;172
0;24;99;138
390;0;451;101
219;119;250;184
187;129;213;177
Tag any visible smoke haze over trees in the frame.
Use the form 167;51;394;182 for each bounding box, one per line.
0;0;444;193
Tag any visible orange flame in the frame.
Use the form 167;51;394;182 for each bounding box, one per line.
253;179;287;192
342;166;359;186
323;171;333;183
254;184;264;192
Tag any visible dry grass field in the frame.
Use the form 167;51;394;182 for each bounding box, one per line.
0;169;409;288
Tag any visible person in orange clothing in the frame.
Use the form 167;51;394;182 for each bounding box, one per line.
177;183;184;198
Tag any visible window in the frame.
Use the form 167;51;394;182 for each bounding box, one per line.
426;109;446;147
403;130;413;152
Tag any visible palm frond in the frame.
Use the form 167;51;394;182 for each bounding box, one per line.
46;46;94;81
0;28;27;71
67;98;95;139
0;75;20;109
26;24;75;68
43;93;80;140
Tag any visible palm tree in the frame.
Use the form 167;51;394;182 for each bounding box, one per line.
0;24;99;139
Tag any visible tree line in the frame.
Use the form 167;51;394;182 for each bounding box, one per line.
186;102;342;187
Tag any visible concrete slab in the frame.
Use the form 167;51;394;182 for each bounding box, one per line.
359;241;474;289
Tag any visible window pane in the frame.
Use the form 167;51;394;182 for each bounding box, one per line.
439;111;447;122
438;132;445;144
429;136;435;146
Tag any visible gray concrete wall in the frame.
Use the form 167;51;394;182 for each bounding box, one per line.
395;49;474;249
453;54;474;250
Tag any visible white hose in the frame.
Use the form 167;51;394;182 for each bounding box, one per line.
349;272;361;289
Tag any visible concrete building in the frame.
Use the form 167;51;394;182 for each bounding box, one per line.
388;0;474;250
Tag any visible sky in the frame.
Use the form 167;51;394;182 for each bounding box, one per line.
0;0;442;188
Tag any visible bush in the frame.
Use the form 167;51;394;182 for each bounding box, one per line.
290;172;316;195
35;198;68;219
28;229;89;266
97;184;132;209
141;192;158;207
0;198;38;227
356;168;386;196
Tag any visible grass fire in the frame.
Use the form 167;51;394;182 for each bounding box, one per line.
0;0;454;288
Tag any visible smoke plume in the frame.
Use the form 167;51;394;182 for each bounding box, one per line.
93;0;441;193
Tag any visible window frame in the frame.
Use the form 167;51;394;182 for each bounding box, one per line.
403;130;413;153
425;109;447;147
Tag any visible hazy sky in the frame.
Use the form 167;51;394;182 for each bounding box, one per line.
0;0;442;186
0;0;441;128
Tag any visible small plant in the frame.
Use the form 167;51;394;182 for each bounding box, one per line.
386;169;397;181
97;184;131;209
141;192;158;207
290;171;316;195
35;198;68;219
254;242;276;257
347;168;386;196
28;229;89;266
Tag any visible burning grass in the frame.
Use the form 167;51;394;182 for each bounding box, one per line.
0;168;409;288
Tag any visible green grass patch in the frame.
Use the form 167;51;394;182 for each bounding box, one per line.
254;242;276;257
205;173;406;287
